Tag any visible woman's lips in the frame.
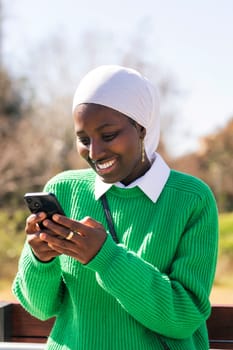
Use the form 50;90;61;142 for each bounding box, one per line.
95;159;117;174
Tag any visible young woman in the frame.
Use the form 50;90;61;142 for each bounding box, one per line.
13;65;218;349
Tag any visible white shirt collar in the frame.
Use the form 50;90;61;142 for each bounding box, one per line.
94;152;170;203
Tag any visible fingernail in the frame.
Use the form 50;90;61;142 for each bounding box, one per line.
42;219;49;226
40;233;46;240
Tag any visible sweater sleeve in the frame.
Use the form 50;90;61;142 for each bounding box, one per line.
85;187;218;339
12;242;64;320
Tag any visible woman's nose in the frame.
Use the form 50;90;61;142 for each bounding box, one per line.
89;140;106;161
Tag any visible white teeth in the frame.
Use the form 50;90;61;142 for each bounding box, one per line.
97;160;115;169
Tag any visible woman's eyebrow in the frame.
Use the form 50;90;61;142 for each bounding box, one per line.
76;130;86;136
76;122;119;135
96;122;118;131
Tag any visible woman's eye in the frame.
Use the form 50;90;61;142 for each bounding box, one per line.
102;133;118;142
77;137;90;146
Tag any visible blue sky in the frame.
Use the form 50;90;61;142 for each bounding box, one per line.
3;0;233;156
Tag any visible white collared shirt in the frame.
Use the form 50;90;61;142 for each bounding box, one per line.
94;153;170;203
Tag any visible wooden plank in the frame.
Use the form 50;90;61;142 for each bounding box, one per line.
0;303;54;343
207;305;233;339
10;304;54;339
9;338;46;344
0;302;12;341
207;305;233;349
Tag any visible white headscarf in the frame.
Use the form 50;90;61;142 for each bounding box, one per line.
72;65;160;160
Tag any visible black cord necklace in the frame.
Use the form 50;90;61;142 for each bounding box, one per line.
100;194;119;243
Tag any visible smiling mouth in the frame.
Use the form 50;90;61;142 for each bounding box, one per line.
95;159;117;174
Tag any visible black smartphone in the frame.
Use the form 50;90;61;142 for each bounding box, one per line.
24;192;66;219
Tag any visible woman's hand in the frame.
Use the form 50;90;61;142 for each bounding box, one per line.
25;212;62;262
39;214;107;264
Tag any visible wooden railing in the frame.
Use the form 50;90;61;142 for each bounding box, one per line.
0;302;233;349
207;305;233;349
0;302;54;344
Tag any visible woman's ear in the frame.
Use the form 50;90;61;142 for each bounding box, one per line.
130;119;146;139
138;124;146;139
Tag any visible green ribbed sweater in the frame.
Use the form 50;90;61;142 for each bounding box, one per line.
13;168;218;350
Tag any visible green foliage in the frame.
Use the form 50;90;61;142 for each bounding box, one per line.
218;212;233;257
0;209;27;279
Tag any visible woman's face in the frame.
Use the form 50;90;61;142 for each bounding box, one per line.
73;103;150;185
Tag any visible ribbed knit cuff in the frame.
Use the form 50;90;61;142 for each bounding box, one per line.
23;243;59;272
85;234;119;273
